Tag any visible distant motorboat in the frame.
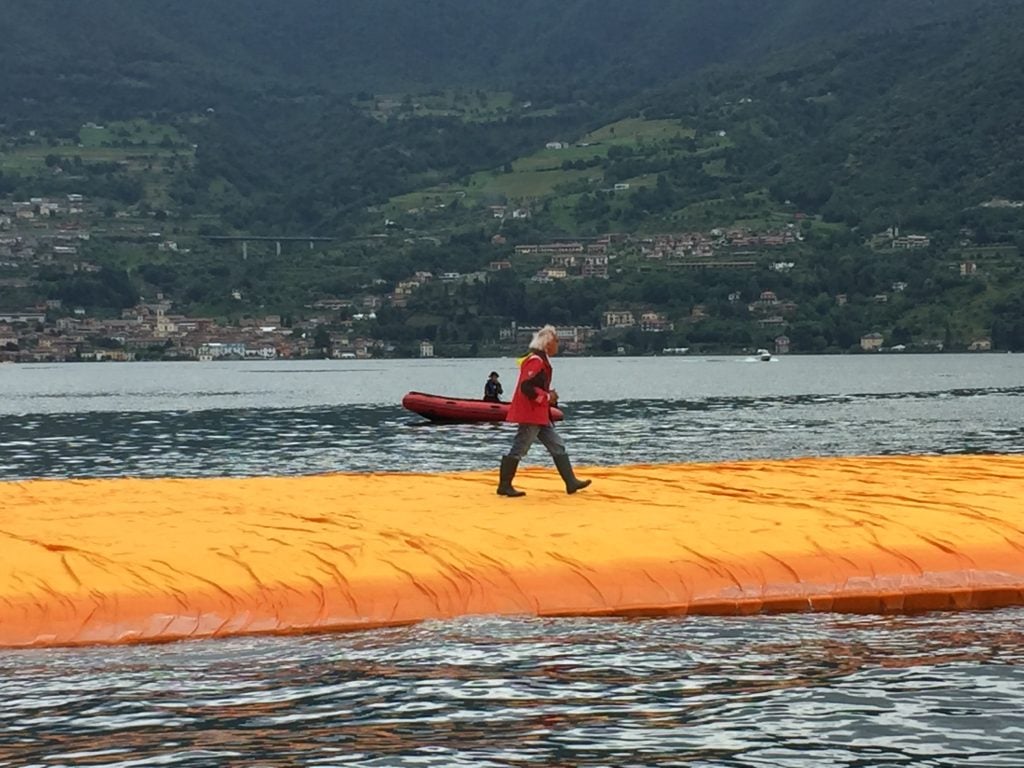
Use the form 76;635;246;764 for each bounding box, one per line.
757;348;772;362
662;347;690;355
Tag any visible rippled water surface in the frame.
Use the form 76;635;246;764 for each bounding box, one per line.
2;355;1024;766
2;354;1023;478
3;614;1023;767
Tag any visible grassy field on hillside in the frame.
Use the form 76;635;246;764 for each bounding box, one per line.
1;120;192;210
389;166;595;211
386;117;700;216
356;90;530;122
583;118;693;144
79;120;189;149
512;145;605;172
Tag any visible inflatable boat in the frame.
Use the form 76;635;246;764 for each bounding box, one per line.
402;391;565;422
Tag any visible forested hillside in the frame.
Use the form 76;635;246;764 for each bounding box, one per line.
1;0;971;115
3;0;1024;358
6;0;1018;233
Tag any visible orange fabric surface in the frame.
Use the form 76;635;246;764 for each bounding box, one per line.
2;455;1024;648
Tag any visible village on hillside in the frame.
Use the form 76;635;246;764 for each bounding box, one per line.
0;179;1004;362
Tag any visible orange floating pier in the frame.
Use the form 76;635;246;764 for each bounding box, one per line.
2;455;1024;648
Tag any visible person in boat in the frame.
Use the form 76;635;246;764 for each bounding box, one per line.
483;371;503;402
497;325;591;497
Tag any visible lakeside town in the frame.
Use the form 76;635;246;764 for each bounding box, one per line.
0;187;1002;362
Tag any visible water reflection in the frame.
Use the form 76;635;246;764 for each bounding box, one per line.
2;612;1022;766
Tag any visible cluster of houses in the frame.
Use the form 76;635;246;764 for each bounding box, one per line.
513;240;612;281
638;226;800;256
499;227;801;282
2;194;87;224
0;226;91;266
0;191;997;359
870;226;932;250
636;227;799;269
494;227;801;283
0;298;387;363
1;194;100;278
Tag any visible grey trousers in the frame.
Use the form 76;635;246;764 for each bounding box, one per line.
507;423;567;460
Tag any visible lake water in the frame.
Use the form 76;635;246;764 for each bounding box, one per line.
2;353;1023;478
2;355;1023;766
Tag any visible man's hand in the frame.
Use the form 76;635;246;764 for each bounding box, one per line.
549;389;559;406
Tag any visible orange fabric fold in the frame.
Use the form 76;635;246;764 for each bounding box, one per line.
2;455;1024;648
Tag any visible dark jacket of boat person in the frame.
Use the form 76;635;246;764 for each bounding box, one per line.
497;325;591;498
483;371;503;402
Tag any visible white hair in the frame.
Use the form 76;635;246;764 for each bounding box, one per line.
529;324;557;351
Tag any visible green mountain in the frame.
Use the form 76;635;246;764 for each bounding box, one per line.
5;0;1018;228
2;0;972;108
3;0;1024;353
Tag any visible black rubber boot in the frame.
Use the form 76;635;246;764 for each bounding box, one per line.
497;456;526;497
553;454;591;494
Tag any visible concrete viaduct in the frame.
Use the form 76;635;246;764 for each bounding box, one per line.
204;235;337;259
